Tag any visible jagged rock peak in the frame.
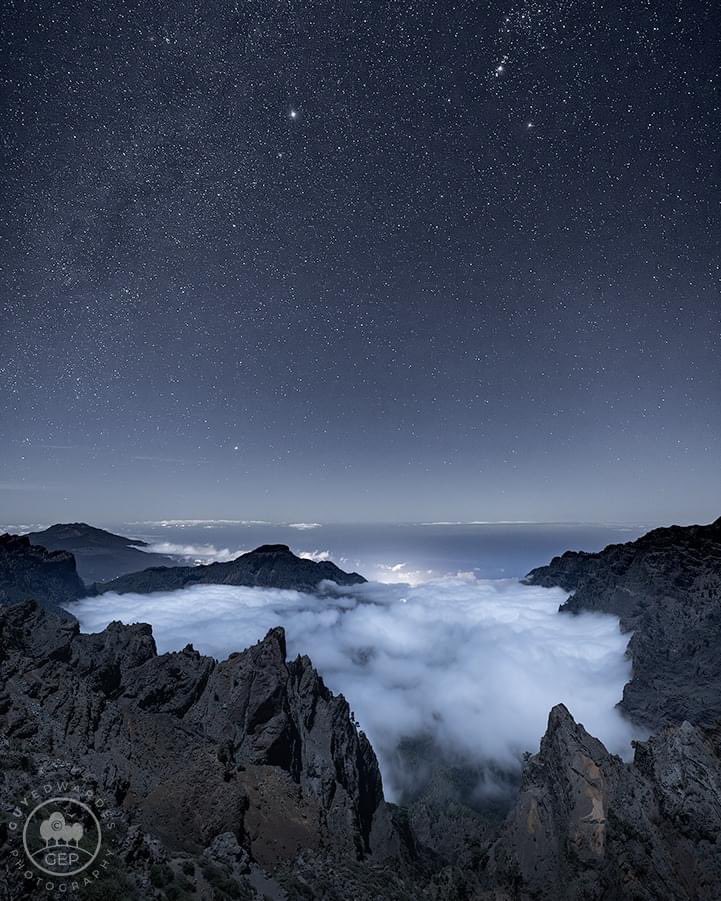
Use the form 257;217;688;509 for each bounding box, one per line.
257;623;287;656
543;703;605;750
546;701;574;729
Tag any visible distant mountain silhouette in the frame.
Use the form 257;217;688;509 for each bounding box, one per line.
93;542;366;595
27;522;177;584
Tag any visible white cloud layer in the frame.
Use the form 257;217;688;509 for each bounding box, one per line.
131;519;271;528
69;578;635;799
297;549;331;562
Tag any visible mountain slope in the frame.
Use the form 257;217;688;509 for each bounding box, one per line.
94;542;366;595
524;517;721;729
28;521;177;584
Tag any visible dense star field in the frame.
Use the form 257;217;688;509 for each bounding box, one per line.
1;0;719;522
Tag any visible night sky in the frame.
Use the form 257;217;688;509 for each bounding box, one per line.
2;0;719;524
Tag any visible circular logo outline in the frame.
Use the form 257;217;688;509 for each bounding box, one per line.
22;796;103;877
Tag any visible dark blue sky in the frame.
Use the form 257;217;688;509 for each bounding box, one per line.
1;0;719;524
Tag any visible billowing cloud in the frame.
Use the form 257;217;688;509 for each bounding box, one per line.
69;578;636;800
298;549;331;562
373;561;437;585
141;541;250;564
0;523;49;534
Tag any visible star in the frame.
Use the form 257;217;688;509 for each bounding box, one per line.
1;0;714;527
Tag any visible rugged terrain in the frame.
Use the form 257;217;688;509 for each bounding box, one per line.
27;523;177;584
525;516;721;729
0;601;411;900
2;518;721;899
0;533;84;611
92;543;366;595
2;600;720;901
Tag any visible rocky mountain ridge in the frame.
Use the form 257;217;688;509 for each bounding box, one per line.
525;516;721;729
0;600;407;900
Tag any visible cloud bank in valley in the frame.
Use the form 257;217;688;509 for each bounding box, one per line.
69;577;635;798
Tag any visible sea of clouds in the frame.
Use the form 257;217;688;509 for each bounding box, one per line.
69;575;636;798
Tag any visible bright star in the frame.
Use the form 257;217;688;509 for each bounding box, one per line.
289;109;298;119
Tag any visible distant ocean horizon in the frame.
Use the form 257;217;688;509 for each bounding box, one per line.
93;520;651;584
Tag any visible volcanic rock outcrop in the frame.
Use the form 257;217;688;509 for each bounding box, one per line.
0;532;84;611
483;704;721;900
0;600;402;899
525;517;721;729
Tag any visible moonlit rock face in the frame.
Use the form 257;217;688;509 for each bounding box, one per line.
71;576;635;798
